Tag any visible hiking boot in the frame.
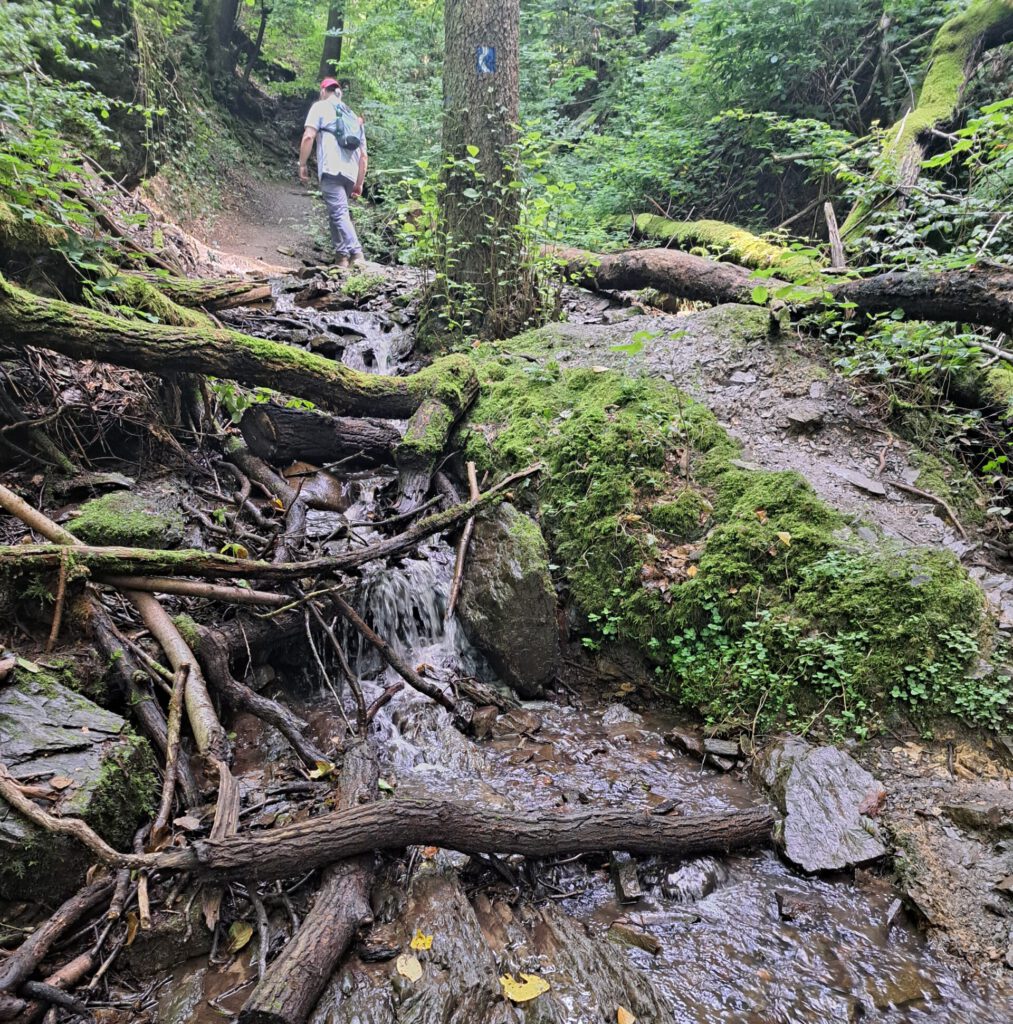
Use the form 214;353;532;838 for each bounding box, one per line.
333;254;350;269
348;251;366;266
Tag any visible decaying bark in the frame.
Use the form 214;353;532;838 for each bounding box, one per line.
239;741;378;1024
154;800;774;882
559;246;1013;334
239;403;401;466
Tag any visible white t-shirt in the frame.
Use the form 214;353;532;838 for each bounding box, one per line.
305;99;366;182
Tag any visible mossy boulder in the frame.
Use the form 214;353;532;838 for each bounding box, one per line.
458;503;559;698
455;317;1003;736
68;485;185;548
0;665;158;901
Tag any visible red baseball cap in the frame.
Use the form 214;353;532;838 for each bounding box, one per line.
320;78;340;90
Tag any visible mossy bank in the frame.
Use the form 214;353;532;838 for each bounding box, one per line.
457;324;1010;736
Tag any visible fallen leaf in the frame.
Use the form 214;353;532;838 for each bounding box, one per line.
755;509;768;523
308;760;336;780
378;779;395;794
777;532;792;546
421;845;439;858
410;929;433;951
617;681;636;694
49;775;74;790
226;921;254;954
686;565;699;578
125;911;139;947
396;953;423;982
499;973;550;1003
415;663;433;675
618;1008;637;1024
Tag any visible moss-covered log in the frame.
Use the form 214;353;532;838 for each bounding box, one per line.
842;0;1013;237
559;246;1013;334
0;273;476;420
630;215;822;281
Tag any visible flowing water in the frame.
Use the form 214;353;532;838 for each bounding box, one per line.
203;287;1013;1022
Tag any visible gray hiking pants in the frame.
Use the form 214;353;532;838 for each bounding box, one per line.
319;174;362;257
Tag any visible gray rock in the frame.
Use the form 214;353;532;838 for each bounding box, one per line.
756;736;888;873
833;467;887;497
601;703;644;727
942;798;1013;837
661;857;727;902
0;670;157;901
785;400;824;431
610;851;643;903
458;503;559;698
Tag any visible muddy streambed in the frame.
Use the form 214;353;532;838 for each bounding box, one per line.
155;478;1010;1023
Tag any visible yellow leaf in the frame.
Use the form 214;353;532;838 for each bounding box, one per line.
226;921;253;953
410;929;433;951
755;509;768;523
618;1009;637;1024
777;532;792;546
308;760;336;780
272;496;285;509
686;565;698;578
125;911;139;947
396;953;423;982
499;973;550;1003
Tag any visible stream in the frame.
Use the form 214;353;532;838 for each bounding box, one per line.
156;285;1013;1023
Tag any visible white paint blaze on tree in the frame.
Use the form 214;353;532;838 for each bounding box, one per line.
441;0;523;335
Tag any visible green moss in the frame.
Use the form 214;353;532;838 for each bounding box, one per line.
338;271;386;299
68;491;184;548
910;450;986;526
94;276;211;328
172;612;202;651
983;364;1013;419
87;731;159;849
633;214;822;282
648;490;712;539
459;333;1001;736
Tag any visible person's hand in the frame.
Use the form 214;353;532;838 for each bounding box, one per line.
351;187;362;199
299;164;309;183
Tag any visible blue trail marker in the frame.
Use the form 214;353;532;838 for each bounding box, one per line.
476;46;496;74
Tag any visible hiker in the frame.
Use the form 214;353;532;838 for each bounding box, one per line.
299;78;368;267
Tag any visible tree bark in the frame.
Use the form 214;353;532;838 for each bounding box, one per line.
559;245;1013;335
239;741;377;1024
842;0;1013;237
0;273;477;421
239;403;401;466
155;800;774;882
442;0;522;332
319;2;345;79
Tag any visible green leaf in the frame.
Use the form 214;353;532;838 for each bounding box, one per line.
750;286;769;304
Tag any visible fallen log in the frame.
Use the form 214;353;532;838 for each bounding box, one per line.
558;246;1013;334
0;272;477;420
239;403;401;466
154;799;775;882
239;741;378;1024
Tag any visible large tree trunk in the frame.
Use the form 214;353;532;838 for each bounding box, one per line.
319;2;345;79
441;0;522;335
155;800;774;882
842;0;1013;237
0;273;476;420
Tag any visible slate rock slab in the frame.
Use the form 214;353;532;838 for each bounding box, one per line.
0;669;157;901
458;502;559;698
756;736;888;873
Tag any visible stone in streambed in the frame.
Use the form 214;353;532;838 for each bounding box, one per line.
756;735;888;873
0;667;158;901
457;502;559;699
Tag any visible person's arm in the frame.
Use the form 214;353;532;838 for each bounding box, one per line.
298;127;318;183
352;124;367;198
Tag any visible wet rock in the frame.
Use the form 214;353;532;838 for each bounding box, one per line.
601;703;644;727
661;857;727;902
756;736;888;873
942;798;1013;837
866;963;940;1011
610;851;643;903
121;896;213;975
703;737;741;759
156;959;207;1024
609;919;662;955
458;503;559;699
489;708;542;738
775;891;830;929
665;728;704;759
0;669;158;901
664;729;742;770
469;704;499;740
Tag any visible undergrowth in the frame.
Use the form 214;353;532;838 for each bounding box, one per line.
460;331;1010;737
